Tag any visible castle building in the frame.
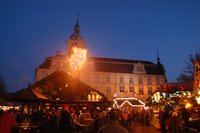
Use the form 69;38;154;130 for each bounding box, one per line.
35;18;167;102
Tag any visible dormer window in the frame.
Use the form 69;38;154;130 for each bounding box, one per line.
133;62;146;73
129;77;133;84
137;66;143;72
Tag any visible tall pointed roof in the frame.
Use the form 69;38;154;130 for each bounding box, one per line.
157;50;161;64
70;13;83;40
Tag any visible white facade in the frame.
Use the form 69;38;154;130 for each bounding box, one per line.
35;20;166;102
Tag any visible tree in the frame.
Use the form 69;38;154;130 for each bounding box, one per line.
0;77;7;96
177;49;200;82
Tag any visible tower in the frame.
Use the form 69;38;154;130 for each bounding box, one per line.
156;50;167;83
66;15;86;56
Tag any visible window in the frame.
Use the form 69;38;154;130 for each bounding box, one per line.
85;74;90;82
147;76;151;84
138;77;143;84
137;66;143;72
119;86;125;93
139;87;144;95
95;87;101;92
95;75;100;83
129;77;133;84
129;86;134;93
148;87;152;95
106;76;111;83
156;76;160;84
120;76;124;83
106;87;111;98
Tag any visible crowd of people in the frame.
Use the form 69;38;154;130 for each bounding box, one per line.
159;106;191;133
0;106;154;133
0;105;195;133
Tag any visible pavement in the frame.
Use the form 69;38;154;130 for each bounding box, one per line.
59;122;160;133
128;122;160;133
150;117;160;129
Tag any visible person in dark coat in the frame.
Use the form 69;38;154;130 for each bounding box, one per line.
159;108;167;133
181;107;190;128
39;113;51;133
168;111;183;133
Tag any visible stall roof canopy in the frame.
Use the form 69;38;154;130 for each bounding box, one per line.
6;87;48;102
7;71;107;102
0;97;14;106
163;81;193;92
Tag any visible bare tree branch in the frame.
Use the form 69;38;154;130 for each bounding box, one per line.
177;48;200;82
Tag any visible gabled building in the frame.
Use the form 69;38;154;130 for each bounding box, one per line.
35;18;167;102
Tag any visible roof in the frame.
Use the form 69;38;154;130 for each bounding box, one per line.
7;88;48;101
38;57;52;69
91;57;164;75
38;56;165;75
95;62;133;73
30;70;107;102
90;57;154;64
163;81;193;91
0;97;13;106
32;89;48;100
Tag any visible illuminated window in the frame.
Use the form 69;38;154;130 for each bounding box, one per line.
129;77;133;83
85;74;90;82
119;86;125;93
106;76;111;83
106;87;111;98
129;86;134;93
148;87;152;95
120;76;124;83
156;76;160;84
139;87;144;95
138;77;143;84
147;76;151;84
95;74;100;83
95;87;101;92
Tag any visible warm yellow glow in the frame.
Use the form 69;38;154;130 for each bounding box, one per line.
185;103;192;108
154;92;161;103
88;94;91;101
196;96;200;104
69;47;87;71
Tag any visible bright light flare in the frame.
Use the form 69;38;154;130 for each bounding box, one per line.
196;96;200;104
69;47;87;71
185;103;192;108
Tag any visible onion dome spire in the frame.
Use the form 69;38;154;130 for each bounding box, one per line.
74;13;80;33
70;13;83;40
157;50;160;64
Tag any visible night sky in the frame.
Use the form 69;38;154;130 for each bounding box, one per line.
1;0;200;92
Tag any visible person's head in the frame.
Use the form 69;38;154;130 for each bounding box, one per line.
172;111;178;117
102;111;107;117
110;109;120;121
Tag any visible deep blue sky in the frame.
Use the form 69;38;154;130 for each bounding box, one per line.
1;0;200;92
